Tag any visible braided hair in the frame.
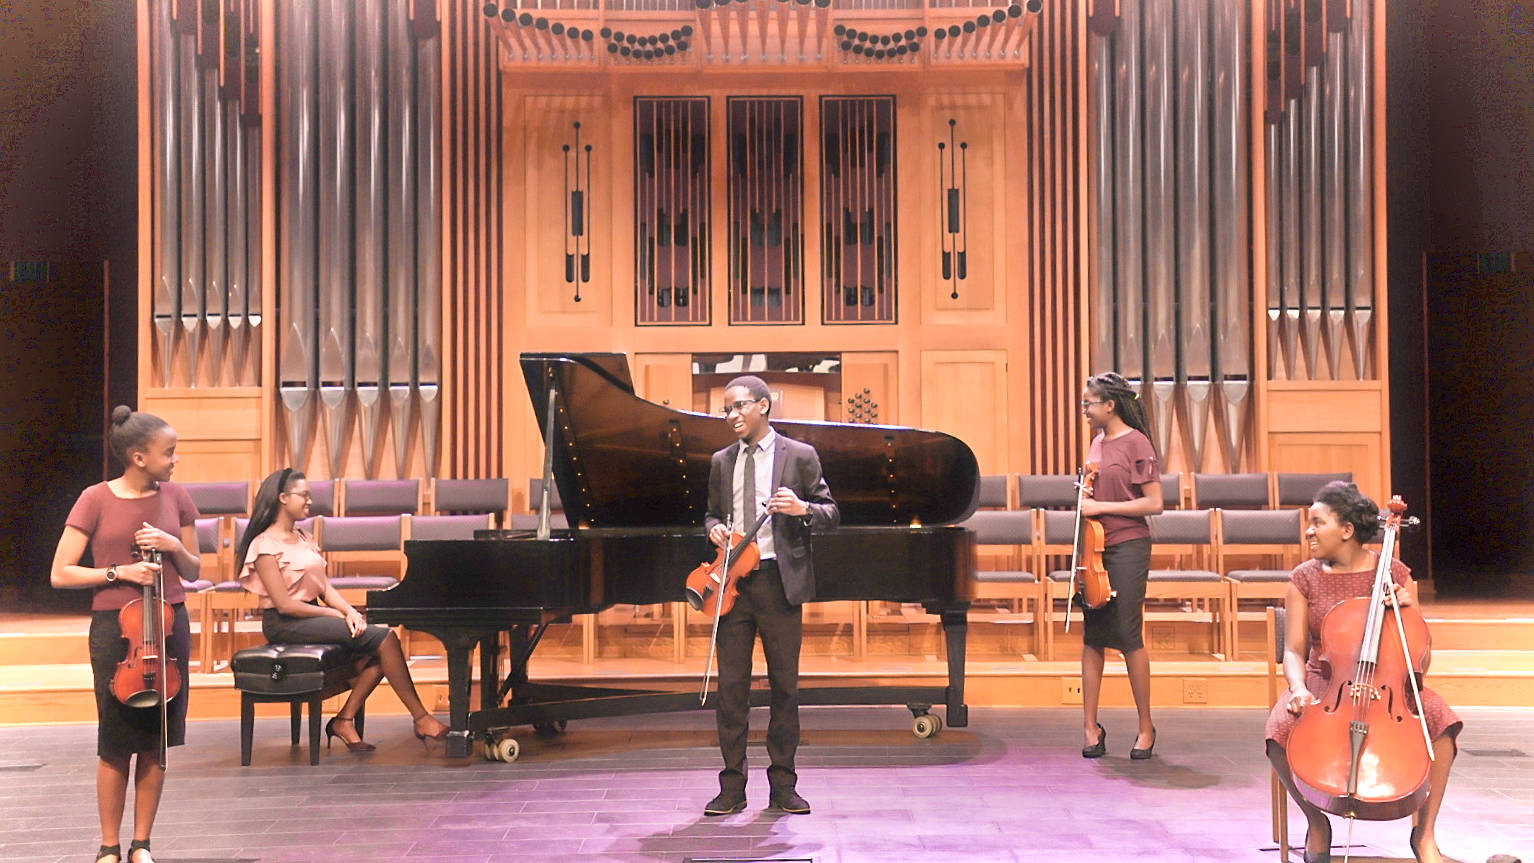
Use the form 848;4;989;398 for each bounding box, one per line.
235;468;306;569
1313;481;1381;544
1085;372;1159;460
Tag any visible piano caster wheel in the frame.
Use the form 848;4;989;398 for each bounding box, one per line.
533;720;567;738
485;737;521;762
912;713;942;739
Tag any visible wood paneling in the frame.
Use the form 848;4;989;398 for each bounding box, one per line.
920;350;1008;472
840;351;898;426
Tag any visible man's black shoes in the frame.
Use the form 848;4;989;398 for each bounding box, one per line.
703;790;748;816
769;790;811;814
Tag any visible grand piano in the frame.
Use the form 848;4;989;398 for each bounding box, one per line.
369;353;980;758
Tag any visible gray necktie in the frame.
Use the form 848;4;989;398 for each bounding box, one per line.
742;445;756;528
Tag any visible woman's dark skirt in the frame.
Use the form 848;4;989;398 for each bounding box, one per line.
1081;537;1152;652
261;608;391;653
89;604;191;759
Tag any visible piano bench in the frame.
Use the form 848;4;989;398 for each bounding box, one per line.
232;644;362;766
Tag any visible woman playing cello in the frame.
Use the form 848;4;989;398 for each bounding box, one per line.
50;406;201;863
1076;372;1162;759
1266;481;1460;863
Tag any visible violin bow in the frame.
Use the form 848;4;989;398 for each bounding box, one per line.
1065;466;1088;633
699;516;733;705
147;547;170;770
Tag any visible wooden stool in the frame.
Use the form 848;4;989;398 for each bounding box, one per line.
232;643;361;766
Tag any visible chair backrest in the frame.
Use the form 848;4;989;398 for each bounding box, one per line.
1274;471;1354;507
975;475;1010;509
1148;509;1214;544
342;479;421;515
316;515;404;552
408;513;493;541
433;478;509;516
1040;509;1078;546
1220;508;1303;546
961;510;1033;546
527;478;564;511
195;517;222;555
305;479;337;516
1193;472;1270;509
508;512;570;530
1160;472;1183;509
181;481;250;516
1016;474;1077;509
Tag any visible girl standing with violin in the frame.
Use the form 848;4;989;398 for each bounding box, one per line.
235;468;449;750
1076;372;1162;760
1266;482;1460;863
50;407;201;863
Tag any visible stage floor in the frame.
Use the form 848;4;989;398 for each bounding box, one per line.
0;706;1528;863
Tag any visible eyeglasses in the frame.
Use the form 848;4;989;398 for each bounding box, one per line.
1079;399;1107;409
281;490;312;501
720;399;763;415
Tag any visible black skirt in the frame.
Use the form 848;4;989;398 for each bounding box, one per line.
261;608;391;653
1081;537;1152;652
89;604;191;759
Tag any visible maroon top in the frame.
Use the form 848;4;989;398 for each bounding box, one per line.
1086;429;1159;547
65;481;200;611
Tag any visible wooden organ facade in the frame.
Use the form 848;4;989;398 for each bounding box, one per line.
134;0;1393;509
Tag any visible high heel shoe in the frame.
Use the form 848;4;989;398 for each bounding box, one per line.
1129;726;1157;760
412;715;450;747
324;716;376;752
1081;723;1107;758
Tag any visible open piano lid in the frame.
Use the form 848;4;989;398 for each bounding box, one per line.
521;353;980;529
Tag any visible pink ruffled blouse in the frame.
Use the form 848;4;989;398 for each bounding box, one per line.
239;529;329;609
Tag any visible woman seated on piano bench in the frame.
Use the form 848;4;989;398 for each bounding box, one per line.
235;468;449;751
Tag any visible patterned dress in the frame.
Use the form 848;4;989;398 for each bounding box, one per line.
1266;557;1461;748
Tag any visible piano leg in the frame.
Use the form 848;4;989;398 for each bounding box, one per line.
479;633;502;715
438;632;483;758
938;605;969;728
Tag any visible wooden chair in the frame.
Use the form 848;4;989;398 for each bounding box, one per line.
1145;509;1228;658
1267;605;1293;859
1274;471;1353;508
1159;471;1186;509
431;478;510;526
1016;474;1078;660
313;515;404;605
305;479;338;517
1192;472;1270;510
341;478;421;516
1220;508;1304;659
407;512;494;541
962;509;1040;656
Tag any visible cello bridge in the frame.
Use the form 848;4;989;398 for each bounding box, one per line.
1347;683;1381;701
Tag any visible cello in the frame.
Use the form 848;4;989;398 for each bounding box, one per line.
111;547;178;769
1286;496;1432;823
1065;462;1114;632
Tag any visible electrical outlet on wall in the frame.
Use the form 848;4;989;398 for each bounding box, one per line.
1062;678;1084;704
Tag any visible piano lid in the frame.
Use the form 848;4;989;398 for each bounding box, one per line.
521;353;979;529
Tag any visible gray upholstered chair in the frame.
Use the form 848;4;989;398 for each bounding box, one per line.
1192;472;1271;510
340;479;421;516
1146;509;1228;657
431;478;509;525
975;474;1011;509
962;509;1040;655
1274;471;1353;507
1220;508;1304;658
305;479;337;517
313;515;405;598
407;513;493;542
181;481;250;517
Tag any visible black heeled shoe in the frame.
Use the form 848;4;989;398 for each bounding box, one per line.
1081;723;1107;758
412;715;450;748
325;716;376;752
95;844;121;863
127;839;154;863
1129;726;1158;760
1409;825;1426;863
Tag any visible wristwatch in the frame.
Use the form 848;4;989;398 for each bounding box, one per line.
105;565;118;583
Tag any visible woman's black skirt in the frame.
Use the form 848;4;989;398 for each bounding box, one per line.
89;604;190;759
261;608;391;653
1081;537;1152;652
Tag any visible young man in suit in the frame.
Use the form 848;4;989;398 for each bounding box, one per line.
703;375;839;816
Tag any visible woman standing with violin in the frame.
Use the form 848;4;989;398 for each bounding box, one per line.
51;407;200;863
1266;482;1460;863
1076;372;1162;760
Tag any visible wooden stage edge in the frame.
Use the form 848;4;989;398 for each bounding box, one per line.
5;598;1534;727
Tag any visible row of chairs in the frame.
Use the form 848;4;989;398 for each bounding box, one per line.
180;477;516;521
976;470;1354;513
964;471;1351;660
